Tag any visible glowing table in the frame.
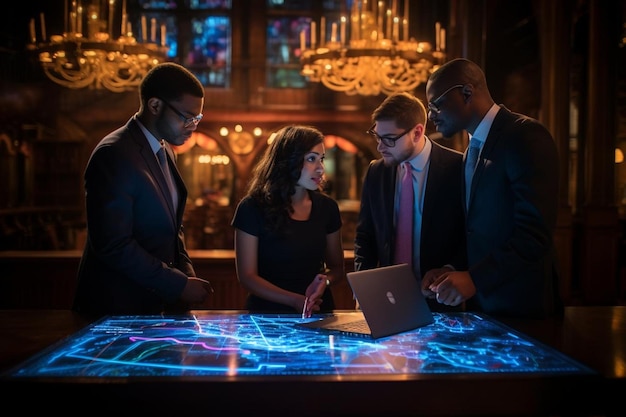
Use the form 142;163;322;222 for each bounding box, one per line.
2;310;602;416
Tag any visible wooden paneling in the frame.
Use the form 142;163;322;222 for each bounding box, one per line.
0;250;356;310
32;141;84;207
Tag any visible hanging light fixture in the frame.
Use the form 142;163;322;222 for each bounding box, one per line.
27;0;169;93
300;0;446;96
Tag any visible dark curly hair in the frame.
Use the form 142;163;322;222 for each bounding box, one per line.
246;125;324;232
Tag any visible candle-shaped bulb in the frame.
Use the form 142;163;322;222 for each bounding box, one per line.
141;15;147;42
440;28;446;52
29;18;36;43
392;17;399;42
340;16;346;46
108;0;115;37
151;18;156;43
40;13;47;42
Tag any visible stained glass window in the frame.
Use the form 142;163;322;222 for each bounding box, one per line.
265;0;343;88
185;16;231;87
266;16;311;88
131;1;349;89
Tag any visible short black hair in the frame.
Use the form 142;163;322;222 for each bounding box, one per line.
139;62;204;104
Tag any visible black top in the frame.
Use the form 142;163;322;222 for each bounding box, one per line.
231;190;342;312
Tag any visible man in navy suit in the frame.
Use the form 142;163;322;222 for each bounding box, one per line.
423;58;562;318
73;63;213;317
354;92;467;312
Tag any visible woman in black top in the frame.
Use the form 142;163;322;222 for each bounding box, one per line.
231;125;345;316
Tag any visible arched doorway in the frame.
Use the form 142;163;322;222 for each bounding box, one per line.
173;132;235;249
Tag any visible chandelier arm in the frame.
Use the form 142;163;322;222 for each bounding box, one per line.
300;10;447;96
42;60;97;89
30;5;169;93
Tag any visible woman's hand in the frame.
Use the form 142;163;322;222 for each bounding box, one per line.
302;274;327;317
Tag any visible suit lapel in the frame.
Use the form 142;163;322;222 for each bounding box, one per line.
384;163;397;230
162;142;187;224
129;120;178;225
470;108;510;194
421;142;438;231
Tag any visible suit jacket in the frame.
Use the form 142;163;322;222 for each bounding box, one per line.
464;106;562;318
73;117;195;317
354;138;467;281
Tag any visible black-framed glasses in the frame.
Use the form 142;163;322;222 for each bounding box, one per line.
427;84;465;114
366;124;414;148
158;97;203;128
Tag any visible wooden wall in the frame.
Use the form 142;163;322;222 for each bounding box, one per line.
0;250;357;311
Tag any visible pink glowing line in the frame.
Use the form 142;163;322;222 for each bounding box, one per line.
129;336;242;352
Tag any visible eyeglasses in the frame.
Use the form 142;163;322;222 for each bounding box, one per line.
158;97;203;128
427;84;465;114
366;124;414;148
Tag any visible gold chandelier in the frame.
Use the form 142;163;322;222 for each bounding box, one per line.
27;1;168;93
300;0;446;96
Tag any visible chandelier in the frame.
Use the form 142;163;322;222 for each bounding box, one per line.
300;0;446;96
27;1;169;93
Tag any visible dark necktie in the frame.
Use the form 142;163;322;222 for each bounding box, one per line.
157;143;178;212
394;162;413;266
465;138;481;208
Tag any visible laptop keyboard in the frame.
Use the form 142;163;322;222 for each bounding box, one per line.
329;319;371;334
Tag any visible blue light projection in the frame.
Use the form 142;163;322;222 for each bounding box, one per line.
7;312;592;378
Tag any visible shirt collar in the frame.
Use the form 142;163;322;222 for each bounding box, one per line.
471;103;500;143
134;115;162;154
405;136;432;172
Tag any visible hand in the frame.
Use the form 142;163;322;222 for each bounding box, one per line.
421;267;453;299
180;277;213;306
301;274;327;317
429;271;476;306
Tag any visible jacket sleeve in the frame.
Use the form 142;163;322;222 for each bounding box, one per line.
354;161;381;271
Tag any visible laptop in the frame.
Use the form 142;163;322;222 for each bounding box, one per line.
298;263;434;339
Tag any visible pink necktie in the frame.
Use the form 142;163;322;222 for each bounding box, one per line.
394;162;413;266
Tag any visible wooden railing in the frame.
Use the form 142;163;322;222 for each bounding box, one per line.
0;207;85;251
0;250;357;310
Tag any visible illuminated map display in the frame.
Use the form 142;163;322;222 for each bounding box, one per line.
7;311;593;378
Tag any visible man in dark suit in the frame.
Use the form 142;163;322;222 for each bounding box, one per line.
354;92;467;312
423;58;562;318
73;63;213;318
